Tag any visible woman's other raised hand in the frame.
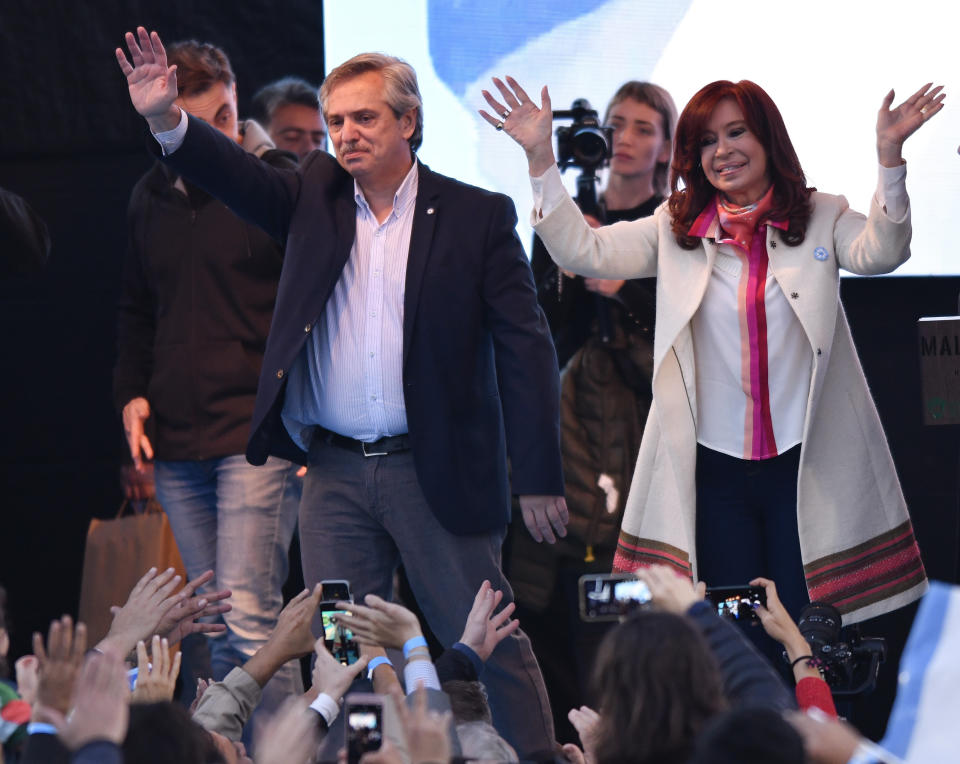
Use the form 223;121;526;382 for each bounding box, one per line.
876;83;945;167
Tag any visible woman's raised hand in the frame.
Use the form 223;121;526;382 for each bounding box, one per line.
876;83;945;167
480;76;557;176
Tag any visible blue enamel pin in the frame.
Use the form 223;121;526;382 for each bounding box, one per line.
814;247;829;261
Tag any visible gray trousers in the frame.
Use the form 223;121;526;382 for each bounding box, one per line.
300;438;555;758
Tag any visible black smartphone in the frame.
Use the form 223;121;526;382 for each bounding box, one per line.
320;602;360;665
578;573;652;621
345;693;383;764
321;579;352;603
704;585;766;623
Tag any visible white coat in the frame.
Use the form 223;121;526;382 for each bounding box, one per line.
534;180;927;624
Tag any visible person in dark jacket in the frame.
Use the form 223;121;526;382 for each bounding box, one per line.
117;27;566;757
112;40;302;729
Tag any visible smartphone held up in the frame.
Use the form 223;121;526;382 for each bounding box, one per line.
579;573;652;621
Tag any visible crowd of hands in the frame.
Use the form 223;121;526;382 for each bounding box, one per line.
9;567;519;764
9;562;877;764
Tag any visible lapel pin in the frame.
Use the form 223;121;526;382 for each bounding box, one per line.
814;247;829;261
426;207;435;215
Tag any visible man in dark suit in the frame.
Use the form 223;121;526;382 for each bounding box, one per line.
117;28;568;756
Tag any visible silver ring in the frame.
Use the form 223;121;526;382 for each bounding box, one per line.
501;110;510;120
495;121;504;131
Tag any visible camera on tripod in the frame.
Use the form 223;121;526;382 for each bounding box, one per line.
797;601;886;696
554;98;613;174
552;99;613;215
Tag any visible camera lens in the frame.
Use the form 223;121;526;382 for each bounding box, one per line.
798;601;842;646
572;128;609;166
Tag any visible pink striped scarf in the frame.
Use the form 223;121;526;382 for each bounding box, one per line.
689;187;789;460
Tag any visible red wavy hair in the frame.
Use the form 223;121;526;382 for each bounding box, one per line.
667;80;813;249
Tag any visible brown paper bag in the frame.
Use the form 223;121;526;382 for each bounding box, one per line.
77;501;187;646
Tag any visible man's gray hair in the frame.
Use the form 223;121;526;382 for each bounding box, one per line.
320;52;423;152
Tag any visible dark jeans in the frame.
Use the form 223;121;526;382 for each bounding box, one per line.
695;443;809;666
299;439;554;759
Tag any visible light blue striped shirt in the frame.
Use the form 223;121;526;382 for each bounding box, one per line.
282;162;419;448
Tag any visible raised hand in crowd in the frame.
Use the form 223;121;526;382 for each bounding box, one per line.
458;579;520;662
251;697;320;764
131;635;181;704
634;564;706;614
58;649;130;752
14;655;39;706
750;576;821;682
32;615;87;721
311;636;370;703
114;27;181;132
242;584;323;688
154;569;231;644
336;593;424;650
398;685;453;764
98;567;231;657
563;705;600;764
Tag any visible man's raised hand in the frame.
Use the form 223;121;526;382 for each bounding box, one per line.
115;27;181;132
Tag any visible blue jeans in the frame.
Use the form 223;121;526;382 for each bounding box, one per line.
154;455;303;715
300;439;555;759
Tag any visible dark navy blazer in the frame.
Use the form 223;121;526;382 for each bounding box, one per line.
162;115;563;535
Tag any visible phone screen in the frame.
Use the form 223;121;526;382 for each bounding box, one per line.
579;574;652;621
705;586;766;623
347;702;383;764
321;607;360;665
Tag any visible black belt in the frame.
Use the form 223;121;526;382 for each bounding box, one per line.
325;431;411;457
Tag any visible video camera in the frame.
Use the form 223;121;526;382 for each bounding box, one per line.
797;601;886;696
552;98;613;216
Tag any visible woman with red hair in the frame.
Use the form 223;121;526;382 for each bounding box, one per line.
481;78;943;625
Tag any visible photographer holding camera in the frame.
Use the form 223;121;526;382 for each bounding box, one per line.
507;81;678;743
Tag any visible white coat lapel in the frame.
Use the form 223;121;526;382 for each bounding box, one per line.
652;239;716;378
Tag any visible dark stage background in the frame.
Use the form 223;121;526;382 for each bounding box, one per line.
0;0;325;653
1;0;957;741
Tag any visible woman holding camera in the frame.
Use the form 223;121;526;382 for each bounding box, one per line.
482;76;943;624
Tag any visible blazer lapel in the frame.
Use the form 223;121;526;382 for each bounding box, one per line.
402;162;441;369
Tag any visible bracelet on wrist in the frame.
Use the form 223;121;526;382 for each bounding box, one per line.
790;654;818;669
402;635;428;659
366;656;394;679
